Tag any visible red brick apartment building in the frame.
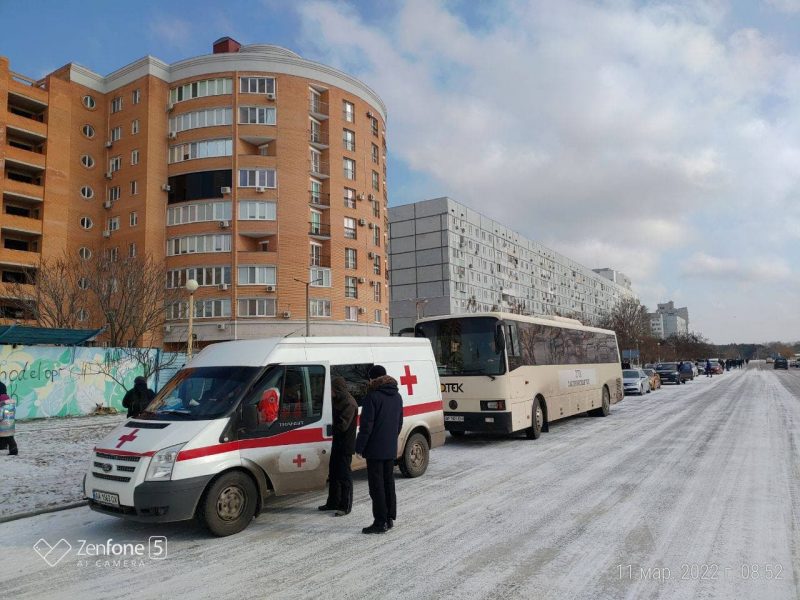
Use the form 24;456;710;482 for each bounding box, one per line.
0;38;390;347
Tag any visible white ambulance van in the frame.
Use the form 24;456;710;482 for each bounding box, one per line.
85;337;444;536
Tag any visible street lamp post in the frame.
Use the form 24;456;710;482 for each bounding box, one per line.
294;277;323;337
186;279;199;360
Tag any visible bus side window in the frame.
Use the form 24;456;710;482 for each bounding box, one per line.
505;323;523;371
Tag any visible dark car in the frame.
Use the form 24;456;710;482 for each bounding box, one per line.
655;362;684;384
679;361;695;381
774;357;789;370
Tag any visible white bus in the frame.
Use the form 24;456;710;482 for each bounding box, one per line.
414;312;623;439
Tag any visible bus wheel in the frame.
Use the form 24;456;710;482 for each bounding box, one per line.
592;387;610;417
400;432;430;478
199;471;257;537
526;398;543;439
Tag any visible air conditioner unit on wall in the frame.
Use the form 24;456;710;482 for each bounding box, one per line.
103;200;112;209
358;218;367;226
105;172;113;180
368;222;374;229
266;92;276;100
358;307;366;314
102;230;111;238
220;186;232;194
164;324;172;333
168;131;177;140
219;283;228;291
368;252;375;259
257;187;266;193
357;193;365;201
105;141;113;148
217;323;227;330
162;184;171;192
219;220;230;229
368;193;375;201
282;311;291;319
357;277;366;284
166;102;175;112
265;285;276;292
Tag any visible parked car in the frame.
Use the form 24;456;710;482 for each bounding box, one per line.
655;362;687;384
643;368;661;390
708;360;724;375
695;361;706;375
774;357;789;370
623;369;651;395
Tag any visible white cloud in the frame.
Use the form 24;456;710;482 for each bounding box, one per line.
149;17;193;50
765;0;800;13
295;0;800;341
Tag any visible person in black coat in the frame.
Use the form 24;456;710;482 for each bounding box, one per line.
355;365;403;534
122;376;155;418
318;377;357;516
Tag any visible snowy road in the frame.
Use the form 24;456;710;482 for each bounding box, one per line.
2;368;799;600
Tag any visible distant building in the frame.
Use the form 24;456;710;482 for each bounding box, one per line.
592;268;632;290
649;301;689;339
388;197;636;333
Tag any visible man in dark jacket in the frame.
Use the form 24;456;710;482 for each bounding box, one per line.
318;377;357;516
122;376;155;418
355;365;403;534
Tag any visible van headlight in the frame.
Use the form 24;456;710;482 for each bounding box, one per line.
145;443;186;481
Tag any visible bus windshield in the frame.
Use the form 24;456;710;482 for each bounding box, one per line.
416;317;506;377
140;366;262;421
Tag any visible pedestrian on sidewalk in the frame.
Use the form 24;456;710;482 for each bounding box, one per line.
706;359;713;377
0;382;18;456
318;377;358;516
355;365;403;534
122;376;155;418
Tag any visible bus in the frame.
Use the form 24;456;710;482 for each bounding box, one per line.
414;312;623;439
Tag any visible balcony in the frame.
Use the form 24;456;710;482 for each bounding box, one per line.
309;160;329;179
308;222;331;240
309;191;330;209
238;250;278;265
309;98;329;120
1;178;43;201
8;72;48;106
5;111;47;140
237;220;278;238
309;129;329;149
309;252;331;268
4;144;46;172
1;213;42;235
0;246;40;267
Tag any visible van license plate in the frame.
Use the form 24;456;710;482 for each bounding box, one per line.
93;490;120;507
444;416;464;422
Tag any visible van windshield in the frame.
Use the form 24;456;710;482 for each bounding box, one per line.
415;317;505;377
140;366;261;421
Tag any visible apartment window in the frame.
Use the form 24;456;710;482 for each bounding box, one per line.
111;96;123;113
239;77;276;95
343;101;354;122
373;254;381;275
372;199;380;218
79;216;93;230
166;266;231;289
309;299;331;317
82;95;96;109
374;283;381;302
343;158;356;180
130;211;138;227
237;201;275;220
79;247;92;260
344;306;358;322
310;267;331;287
345;248;357;269
238;266;276;285
344;187;356;209
132;89;141;104
310;243;322;267
166;234;232;256
343;129;355;151
238;169;277;188
344;217;356;239
194;298;232;319
374;309;382;323
372;170;380;191
108;247;119;262
170;108;232;133
130;180;138;195
345;276;358;299
170;78;232;103
80;186;94;199
81;155;95;169
373;225;381;246
169;139;233;164
110;126;122;142
310;149;323;175
131;120;140;136
310;179;323;205
82;124;95;138
310;210;322;235
128;243;137;258
238;106;276;125
371;143;379;163
109;156;121;173
77;308;89;322
108;186;120;202
370;117;379;136
238;298;276;317
168;201;232;225
107;216;120;231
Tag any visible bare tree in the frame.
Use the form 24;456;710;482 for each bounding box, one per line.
5;254;89;328
596;296;652;356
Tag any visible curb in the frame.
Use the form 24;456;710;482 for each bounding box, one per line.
0;500;88;524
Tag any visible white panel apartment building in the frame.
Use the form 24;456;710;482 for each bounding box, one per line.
649;301;689;339
389;197;636;333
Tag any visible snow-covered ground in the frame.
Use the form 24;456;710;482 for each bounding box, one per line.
1;368;798;600
0;414;126;518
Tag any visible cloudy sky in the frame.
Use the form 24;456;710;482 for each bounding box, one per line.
3;0;799;344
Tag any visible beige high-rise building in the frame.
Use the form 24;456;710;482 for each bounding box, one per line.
0;37;390;347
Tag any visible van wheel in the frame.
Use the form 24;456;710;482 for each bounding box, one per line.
199;471;257;537
399;433;429;478
592;387;610;417
526;398;543;439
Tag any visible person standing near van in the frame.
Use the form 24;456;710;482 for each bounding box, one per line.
122;376;155;418
356;365;403;534
319;377;357;516
0;382;18;456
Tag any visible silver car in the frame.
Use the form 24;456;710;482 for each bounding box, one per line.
622;368;651;395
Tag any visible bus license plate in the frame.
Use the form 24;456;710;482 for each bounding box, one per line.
444;416;464;422
93;490;120;507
